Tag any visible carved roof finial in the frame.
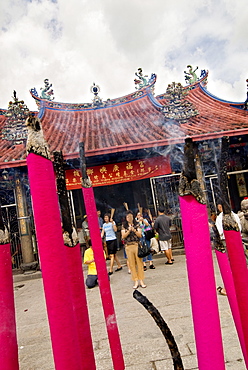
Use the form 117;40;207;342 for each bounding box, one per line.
40;79;54;101
90;83;103;107
134;68;149;90
184;65;199;85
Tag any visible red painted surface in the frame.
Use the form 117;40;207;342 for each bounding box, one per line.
0;242;19;369
66;156;171;189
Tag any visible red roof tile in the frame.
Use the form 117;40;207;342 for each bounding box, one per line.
0;74;248;168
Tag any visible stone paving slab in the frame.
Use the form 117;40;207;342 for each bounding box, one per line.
14;251;246;369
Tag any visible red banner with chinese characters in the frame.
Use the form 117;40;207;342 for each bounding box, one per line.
65;156;171;189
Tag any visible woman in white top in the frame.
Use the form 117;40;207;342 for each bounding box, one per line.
101;213;122;275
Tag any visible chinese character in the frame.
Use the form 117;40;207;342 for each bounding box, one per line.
108;173;113;178
140;168;145;173
126;163;133;170
138;161;145;168
113;165;119;172
116;172;120;177
87;169;94;175
72;178;77;183
130;170;135;175
73;170;80;177
100;166;107;173
66;179;69;183
94;175;99;180
123;171;127;176
102;174;106;179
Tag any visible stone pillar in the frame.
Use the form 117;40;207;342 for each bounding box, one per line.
15;176;37;271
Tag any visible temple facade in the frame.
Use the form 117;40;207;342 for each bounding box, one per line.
1;67;248;269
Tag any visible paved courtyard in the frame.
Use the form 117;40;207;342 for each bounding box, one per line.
14;250;245;369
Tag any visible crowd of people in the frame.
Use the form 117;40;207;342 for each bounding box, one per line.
81;206;174;289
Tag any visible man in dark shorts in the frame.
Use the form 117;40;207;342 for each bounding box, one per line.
154;207;174;265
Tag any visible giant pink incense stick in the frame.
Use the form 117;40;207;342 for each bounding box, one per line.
53;151;96;370
224;230;248;355
80;143;125;370
64;243;96;370
0;231;19;370
219;136;248;360
26;116;82;370
215;249;248;367
179;138;225;370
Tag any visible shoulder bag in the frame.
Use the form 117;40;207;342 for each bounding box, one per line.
138;240;151;258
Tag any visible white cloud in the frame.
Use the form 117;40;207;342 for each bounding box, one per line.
0;0;248;111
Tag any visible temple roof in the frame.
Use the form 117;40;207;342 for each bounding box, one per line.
0;71;248;169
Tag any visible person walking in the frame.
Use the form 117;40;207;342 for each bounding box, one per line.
154;207;173;265
101;213;122;275
121;210;146;289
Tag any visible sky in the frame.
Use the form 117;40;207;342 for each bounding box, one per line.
0;0;248;111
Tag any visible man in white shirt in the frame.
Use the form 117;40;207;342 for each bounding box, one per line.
215;204;241;240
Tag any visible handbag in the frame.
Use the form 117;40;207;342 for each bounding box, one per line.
138;240;151;258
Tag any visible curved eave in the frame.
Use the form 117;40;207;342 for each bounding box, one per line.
199;84;246;109
0;126;248;170
29;74;157;113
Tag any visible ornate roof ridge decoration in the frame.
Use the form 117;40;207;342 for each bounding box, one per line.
2;91;29;145
183;66;208;91
184;65;199;85
40;79;55;101
156;70;208;102
161;82;199;124
29;73;157;111
90;83;103;107
134;68;151;90
26;114;50;159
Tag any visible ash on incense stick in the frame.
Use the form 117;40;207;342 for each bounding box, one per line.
79;143;91;188
26;114;50;159
133;290;184;370
219;136;240;232
53;151;78;247
178;137;205;204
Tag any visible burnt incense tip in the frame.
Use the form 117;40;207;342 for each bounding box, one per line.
26;115;50;159
222;213;240;232
0;226;9;245
183;137;196;181
79;142;92;188
179;138;206;204
219;136;231;215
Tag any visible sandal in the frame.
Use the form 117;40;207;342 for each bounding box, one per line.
143;266;147;271
115;267;122;272
165;261;173;265
217;286;227;296
149;264;155;269
133;282;139;289
140;283;147;288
